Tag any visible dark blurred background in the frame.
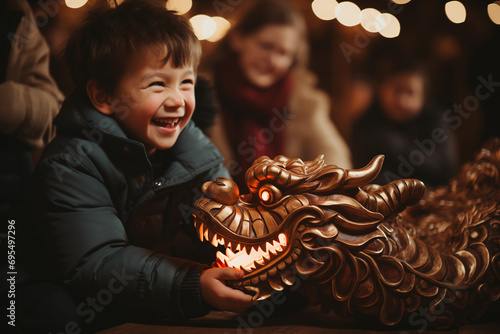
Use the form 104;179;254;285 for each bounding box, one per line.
28;0;500;163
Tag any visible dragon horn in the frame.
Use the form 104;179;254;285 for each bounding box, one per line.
356;178;426;216
344;155;385;188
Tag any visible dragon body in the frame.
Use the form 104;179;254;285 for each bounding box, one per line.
193;139;500;328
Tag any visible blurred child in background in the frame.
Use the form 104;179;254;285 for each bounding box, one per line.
351;48;458;187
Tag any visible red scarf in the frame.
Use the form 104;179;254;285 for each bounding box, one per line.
215;56;293;188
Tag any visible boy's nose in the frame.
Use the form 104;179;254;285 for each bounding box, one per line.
163;92;184;109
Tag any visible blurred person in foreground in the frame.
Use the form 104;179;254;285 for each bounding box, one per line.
0;0;64;224
0;1;78;333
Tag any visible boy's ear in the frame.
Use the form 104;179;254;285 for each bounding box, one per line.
86;80;113;115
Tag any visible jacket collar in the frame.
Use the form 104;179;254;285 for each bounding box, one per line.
56;92;129;139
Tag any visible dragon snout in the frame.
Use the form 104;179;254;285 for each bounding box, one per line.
201;177;240;205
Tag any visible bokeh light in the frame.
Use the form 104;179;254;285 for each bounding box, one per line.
335;1;361;27
377;13;401;38
445;1;467;24
391;0;411;4
207;16;231;42
311;0;338;21
190;15;216;41
360;8;382;33
166;0;192;15
487;2;500;25
65;0;87;9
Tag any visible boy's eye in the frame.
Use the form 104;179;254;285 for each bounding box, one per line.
181;79;194;85
148;81;164;87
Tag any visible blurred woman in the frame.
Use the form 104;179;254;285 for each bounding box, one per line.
205;0;352;189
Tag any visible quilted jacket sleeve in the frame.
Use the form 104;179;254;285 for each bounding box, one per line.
31;150;210;320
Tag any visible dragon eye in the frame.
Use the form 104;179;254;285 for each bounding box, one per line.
259;185;282;204
261;189;272;202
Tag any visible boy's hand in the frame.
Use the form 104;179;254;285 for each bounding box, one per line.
200;267;253;313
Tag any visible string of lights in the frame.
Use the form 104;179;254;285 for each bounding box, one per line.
63;0;500;41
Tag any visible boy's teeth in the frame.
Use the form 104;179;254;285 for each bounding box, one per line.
153;118;180;127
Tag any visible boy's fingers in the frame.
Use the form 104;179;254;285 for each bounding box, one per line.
234;290;254;303
214;267;245;280
221;286;254;311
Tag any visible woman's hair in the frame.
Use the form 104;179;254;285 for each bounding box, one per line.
64;0;201;96
235;0;304;37
207;0;309;70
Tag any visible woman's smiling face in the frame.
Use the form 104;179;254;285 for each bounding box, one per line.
110;49;196;155
232;24;298;88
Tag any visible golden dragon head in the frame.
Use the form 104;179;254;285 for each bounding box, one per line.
193;155;426;300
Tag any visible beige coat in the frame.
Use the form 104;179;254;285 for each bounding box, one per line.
0;0;64;149
209;69;352;171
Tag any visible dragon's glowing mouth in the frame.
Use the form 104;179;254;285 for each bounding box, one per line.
195;220;287;271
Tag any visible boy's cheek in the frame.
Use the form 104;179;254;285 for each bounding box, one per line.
185;95;196;113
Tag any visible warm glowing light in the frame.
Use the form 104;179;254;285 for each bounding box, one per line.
278;233;287;245
335;1;361;27
391;0;411;4
377;13;401;38
207;16;231;42
189;15;216;41
445;1;466;24
311;0;338;21
196;218;289;271
261;190;271;202
166;0;192;15
360;8;382;33
214;233;288;271
488;2;500;25
65;0;87;9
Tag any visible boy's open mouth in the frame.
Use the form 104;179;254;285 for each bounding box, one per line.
151;117;180;128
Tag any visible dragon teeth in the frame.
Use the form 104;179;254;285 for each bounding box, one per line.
244;244;252;254
211;234;218;247
263;241;270;253
249;247;258;258
273;240;283;252
198;222;204;242
204;229;290;272
209;233;228;247
257;246;265;255
207;229;215;243
279;233;287;246
226;248;235;257
216;251;229;267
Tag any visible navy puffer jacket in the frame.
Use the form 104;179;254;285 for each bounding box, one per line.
29;92;229;320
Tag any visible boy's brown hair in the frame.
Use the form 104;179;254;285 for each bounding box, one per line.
65;0;201;96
